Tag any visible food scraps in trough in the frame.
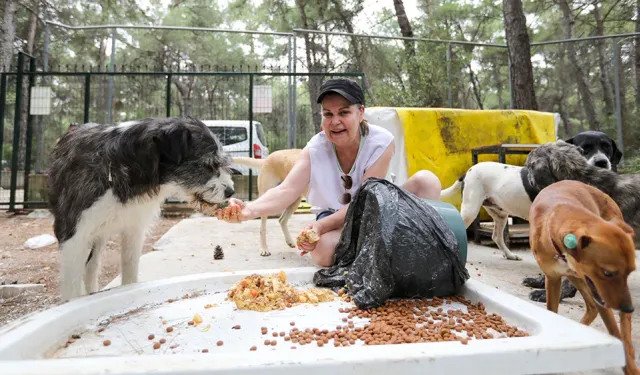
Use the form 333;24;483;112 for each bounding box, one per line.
227;271;336;312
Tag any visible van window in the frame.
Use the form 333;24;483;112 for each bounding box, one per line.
208;126;247;145
255;124;268;146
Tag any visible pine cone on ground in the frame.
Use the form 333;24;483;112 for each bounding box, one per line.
214;245;224;260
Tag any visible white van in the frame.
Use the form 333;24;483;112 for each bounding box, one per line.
202;120;270;175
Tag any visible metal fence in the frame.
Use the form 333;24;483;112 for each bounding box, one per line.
0;52;365;210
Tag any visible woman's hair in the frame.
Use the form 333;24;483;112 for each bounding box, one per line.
357;104;369;136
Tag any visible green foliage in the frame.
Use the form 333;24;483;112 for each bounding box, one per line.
3;0;639;162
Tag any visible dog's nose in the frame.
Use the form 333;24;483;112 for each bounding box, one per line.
224;186;235;199
595;159;609;169
619;304;635;313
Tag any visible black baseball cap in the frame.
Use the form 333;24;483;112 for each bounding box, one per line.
316;78;364;105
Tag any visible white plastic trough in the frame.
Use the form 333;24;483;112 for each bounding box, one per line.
0;267;625;375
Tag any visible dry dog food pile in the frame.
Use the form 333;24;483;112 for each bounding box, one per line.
227;271;337;312
253;296;529;350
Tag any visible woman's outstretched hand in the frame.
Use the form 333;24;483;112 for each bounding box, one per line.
215;198;254;223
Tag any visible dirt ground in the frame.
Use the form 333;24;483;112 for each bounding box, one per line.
0;212;180;327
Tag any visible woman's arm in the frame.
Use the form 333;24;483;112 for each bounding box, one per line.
240;148;311;220
315;141;395;235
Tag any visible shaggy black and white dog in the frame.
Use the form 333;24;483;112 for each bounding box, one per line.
522;139;638;302
440;130;621;261
48;117;234;301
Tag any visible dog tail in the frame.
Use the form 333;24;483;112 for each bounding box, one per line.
440;173;465;199
232;157;266;170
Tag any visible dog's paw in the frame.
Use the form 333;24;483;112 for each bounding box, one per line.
522;275;546;289
260;249;271;257
504;253;522;261
286;241;296;248
528;290;547;303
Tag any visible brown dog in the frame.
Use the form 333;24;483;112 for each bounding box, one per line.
232;149;306;256
529;180;639;375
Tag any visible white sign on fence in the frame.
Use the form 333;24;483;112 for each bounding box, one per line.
29;86;52;115
252;85;272;113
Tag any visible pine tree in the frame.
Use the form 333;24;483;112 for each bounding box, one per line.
214;245;224;260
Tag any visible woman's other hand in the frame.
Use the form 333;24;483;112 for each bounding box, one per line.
297;223;322;256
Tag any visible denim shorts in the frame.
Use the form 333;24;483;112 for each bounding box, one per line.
315;209;336;221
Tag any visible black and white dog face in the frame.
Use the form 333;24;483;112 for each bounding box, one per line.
48;117;235;241
565;130;622;172
149;117;235;205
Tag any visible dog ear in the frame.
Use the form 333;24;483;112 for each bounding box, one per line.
564;136;575;145
610;217;635;237
610;140;623;171
561;232;590;262
153;125;192;165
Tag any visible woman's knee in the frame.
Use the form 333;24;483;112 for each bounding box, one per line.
310;249;335;267
405;170;442;200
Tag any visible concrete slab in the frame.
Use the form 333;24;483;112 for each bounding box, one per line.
105;215;318;289
105;215;640;374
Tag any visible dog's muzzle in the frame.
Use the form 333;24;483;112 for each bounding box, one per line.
224;186;235;199
594;159;610;169
619;303;635;314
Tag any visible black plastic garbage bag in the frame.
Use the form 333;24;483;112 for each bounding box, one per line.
313;178;469;309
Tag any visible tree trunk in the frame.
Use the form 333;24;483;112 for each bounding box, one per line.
172;77;192;117
468;65;483;109
18;1;40;171
1;0;17;72
492;61;504;109
295;0;322;132
556;0;600;130
502;0;538;110
592;1;615;116
393;0;415;58
557;46;572;136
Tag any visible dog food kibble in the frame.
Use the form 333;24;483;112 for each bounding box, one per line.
97;327;105;333
153;342;161;350
188;321;194;326
270;340;277;346
275;296;527;349
166;327;174;333
290;321;295;326
250;346;257;351
103;340;111;346
160;338;166;344
264;339;270;345
261;327;268;334
232;325;241;329
217;340;224;346
272;332;278;337
148;334;155;340
279;331;285;337
202;349;209;353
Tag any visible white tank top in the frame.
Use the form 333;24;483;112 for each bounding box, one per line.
305;123;394;214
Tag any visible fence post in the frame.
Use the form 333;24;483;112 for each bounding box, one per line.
106;28;116;124
446;43;452;108
359;74;366;106
292;37;297;147
166;73;172;117
23;56;36;207
248;74;254;201
9;53;25;211
612;38;624;166
0;73;6;192
287;36;295;149
84;73;91;123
